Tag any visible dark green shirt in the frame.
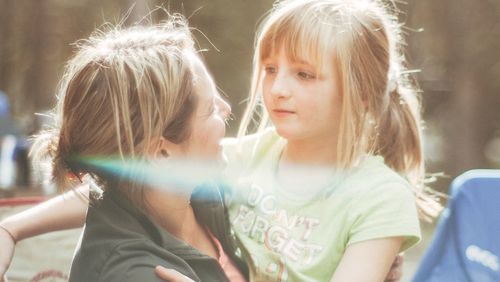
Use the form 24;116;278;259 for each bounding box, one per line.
69;184;248;282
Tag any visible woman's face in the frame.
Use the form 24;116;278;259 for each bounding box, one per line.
177;53;231;160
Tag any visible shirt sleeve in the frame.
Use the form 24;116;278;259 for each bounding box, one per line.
347;181;421;252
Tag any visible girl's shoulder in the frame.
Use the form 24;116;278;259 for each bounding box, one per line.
340;156;421;251
340;155;414;197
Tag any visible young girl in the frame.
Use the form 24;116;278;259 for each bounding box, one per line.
1;15;248;282
222;0;426;280
1;0;433;281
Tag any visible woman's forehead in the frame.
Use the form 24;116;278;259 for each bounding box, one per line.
186;52;220;103
186;52;211;84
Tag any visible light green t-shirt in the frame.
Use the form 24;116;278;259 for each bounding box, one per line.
222;128;421;282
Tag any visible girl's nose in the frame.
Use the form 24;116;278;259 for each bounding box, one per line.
270;74;292;99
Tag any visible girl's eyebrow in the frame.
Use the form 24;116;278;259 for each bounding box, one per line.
292;58;314;67
262;58;276;64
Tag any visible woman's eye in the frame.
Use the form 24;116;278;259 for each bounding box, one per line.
207;104;216;116
298;71;315;80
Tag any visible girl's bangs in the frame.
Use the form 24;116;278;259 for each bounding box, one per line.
258;13;333;74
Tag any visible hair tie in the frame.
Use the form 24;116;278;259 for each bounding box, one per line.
63;157;84;183
0;223;17;244
66;170;84;183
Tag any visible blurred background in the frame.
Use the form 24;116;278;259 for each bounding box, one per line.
0;0;499;280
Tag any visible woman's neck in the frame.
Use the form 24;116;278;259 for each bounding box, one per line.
145;188;194;237
144;188;218;258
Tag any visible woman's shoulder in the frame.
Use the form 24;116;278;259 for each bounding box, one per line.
78;193;231;282
76;193;176;278
72;238;196;282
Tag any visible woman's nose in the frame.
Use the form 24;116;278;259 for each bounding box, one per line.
217;96;231;119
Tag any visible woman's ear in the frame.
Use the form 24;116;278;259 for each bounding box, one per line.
160;149;169;157
151;137;180;158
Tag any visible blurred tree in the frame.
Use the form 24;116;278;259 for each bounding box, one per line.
169;0;274;133
0;0;499;191
0;0;274;135
407;0;500;190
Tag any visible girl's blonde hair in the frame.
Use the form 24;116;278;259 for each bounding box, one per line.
31;15;197;209
239;0;438;217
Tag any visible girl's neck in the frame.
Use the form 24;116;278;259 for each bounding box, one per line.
282;136;338;166
276;137;339;199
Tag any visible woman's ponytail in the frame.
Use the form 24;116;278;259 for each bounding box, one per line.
30;128;83;193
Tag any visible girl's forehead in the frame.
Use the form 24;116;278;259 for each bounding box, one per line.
262;45;313;63
263;54;316;72
261;45;336;74
258;13;341;71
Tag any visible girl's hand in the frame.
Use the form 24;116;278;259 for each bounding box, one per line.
155;266;195;282
0;224;15;282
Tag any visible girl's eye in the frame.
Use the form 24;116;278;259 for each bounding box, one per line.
264;65;277;75
297;71;316;80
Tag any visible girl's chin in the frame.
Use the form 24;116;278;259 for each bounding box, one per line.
274;126;298;139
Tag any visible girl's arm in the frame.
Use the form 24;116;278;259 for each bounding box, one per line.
0;185;89;279
330;237;404;282
0;185;88;240
152;247;405;282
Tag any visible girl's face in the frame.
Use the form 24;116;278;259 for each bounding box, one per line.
172;53;231;160
262;50;342;144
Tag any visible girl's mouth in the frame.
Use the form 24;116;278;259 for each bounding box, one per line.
273;109;295;117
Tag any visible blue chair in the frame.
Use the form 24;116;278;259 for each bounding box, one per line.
413;170;500;282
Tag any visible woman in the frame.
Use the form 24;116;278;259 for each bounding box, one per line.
2;15;247;282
